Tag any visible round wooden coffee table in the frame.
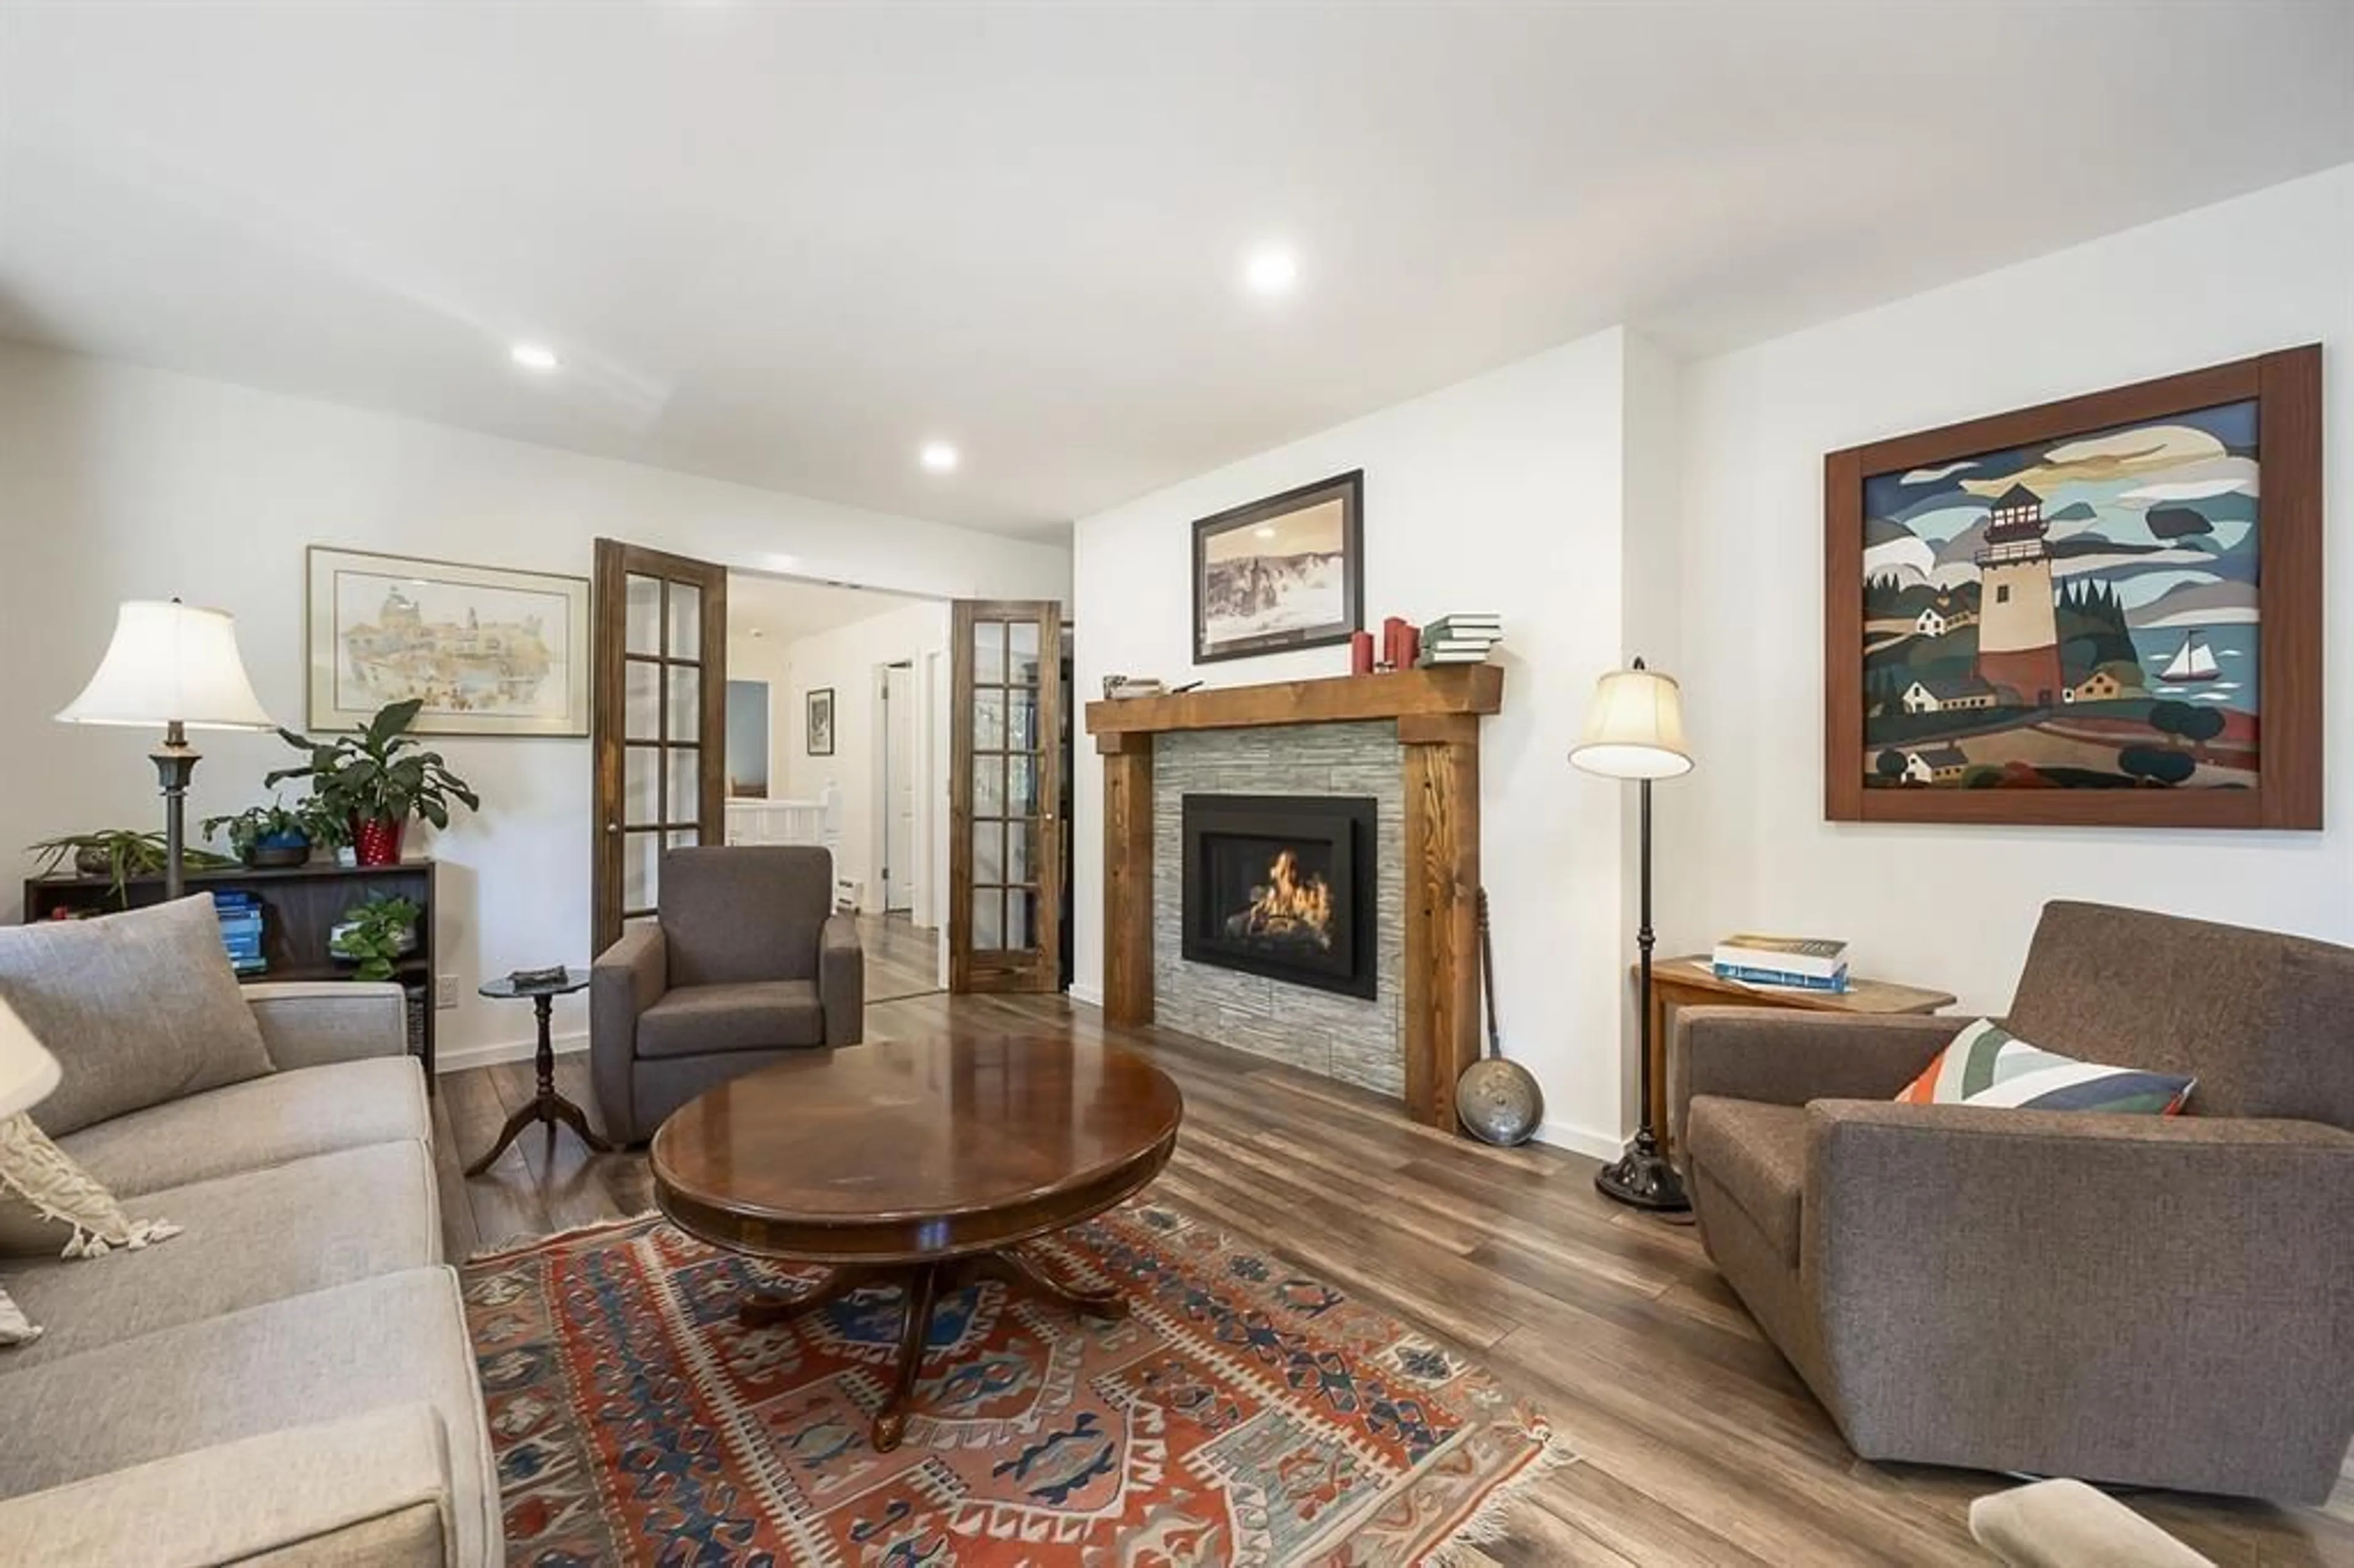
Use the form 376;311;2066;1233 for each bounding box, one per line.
649;1033;1184;1450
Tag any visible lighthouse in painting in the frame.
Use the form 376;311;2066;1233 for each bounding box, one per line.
1972;482;2063;705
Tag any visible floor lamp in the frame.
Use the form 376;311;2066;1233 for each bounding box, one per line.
56;600;275;900
1571;658;1693;1212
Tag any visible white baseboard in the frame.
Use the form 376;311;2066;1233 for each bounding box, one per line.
1533;1117;1626;1162
1067;983;1104;1008
436;1030;588;1075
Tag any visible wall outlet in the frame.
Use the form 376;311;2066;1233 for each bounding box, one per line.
435;975;460;1010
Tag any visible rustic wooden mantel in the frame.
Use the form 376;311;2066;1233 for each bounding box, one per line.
1086;666;1503;1131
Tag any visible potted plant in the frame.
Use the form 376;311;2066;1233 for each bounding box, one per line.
267;699;480;867
27;830;238;907
297;792;355;862
202;801;315;868
327;894;423;983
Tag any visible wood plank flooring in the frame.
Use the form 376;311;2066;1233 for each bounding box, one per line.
436;990;2354;1566
858;911;943;1002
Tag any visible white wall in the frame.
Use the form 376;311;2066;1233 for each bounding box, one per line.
774;598;953;924
1073;328;1644;1155
0;341;1066;1065
1671;163;2354;1013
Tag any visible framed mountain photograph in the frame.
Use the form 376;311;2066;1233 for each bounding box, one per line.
1192;470;1364;663
1824;346;2321;830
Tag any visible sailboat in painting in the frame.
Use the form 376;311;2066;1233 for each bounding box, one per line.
2160;630;2222;683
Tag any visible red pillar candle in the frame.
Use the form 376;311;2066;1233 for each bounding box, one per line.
1350;630;1375;675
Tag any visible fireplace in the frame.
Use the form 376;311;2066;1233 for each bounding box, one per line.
1180;794;1376;1000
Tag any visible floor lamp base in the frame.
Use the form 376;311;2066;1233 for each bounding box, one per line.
1595;1141;1689;1212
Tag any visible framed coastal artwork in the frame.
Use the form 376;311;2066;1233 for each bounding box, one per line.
806;687;836;756
1824;345;2321;830
305;547;590;736
1192;470;1364;663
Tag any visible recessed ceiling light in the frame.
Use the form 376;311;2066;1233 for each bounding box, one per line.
920;441;959;473
1254;525;1278;539
509;343;560;371
1244;247;1298;297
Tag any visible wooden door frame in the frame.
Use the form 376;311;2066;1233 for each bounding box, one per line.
949;599;1065;992
591;539;728;958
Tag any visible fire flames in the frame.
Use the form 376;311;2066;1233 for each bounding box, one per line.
1224;848;1335;951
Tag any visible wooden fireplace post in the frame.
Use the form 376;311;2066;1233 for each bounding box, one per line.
1086;668;1501;1131
1099;730;1155;1027
1398;712;1482;1130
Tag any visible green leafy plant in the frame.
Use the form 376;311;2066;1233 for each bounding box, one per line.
27;831;238;907
202;801;313;864
266;699;481;835
329;894;423;983
297;792;354;850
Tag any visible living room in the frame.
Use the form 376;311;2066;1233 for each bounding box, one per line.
0;4;2350;1564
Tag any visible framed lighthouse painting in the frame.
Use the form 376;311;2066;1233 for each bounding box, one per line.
1824;345;2322;830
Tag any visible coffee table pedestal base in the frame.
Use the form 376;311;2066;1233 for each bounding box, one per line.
737;1245;1126;1452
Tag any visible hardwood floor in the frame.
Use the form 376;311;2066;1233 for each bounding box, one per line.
436;991;2354;1566
858;910;942;1002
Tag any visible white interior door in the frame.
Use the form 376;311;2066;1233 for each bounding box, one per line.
883;661;918;911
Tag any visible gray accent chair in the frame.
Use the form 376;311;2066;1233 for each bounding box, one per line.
591;845;862;1143
1672;899;2354;1503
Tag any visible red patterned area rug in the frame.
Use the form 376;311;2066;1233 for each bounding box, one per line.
462;1198;1564;1565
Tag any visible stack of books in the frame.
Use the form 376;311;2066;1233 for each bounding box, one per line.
1711;932;1848;992
1417;614;1504;666
211;889;267;977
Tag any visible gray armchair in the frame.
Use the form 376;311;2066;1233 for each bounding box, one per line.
1672;899;2354;1502
590;845;862;1143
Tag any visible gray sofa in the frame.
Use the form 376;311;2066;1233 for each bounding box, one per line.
1674;899;2354;1502
592;844;861;1143
0;981;498;1566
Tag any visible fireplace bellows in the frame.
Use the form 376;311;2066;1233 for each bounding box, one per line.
1180;794;1376;999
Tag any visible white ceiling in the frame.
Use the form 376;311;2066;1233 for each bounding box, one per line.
727;572;931;644
2;4;2350;539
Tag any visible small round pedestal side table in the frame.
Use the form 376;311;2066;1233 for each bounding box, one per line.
650;1034;1184;1451
464;969;614;1176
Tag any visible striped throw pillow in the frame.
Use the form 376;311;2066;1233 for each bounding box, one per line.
1897;1019;2195;1115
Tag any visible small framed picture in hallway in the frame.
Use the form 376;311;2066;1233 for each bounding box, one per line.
1192;470;1364;663
806;687;836;756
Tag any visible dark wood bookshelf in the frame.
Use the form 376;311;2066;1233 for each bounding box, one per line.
21;860;441;1083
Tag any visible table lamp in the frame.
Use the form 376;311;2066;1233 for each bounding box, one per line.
1571;657;1693;1212
56;599;275;900
0;996;62;1122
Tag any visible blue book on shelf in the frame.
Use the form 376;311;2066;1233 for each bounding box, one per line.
1712;962;1849;993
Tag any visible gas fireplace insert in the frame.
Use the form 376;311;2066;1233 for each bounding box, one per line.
1179;793;1376;1000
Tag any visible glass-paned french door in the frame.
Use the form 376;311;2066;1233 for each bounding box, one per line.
950;600;1064;992
591;541;727;958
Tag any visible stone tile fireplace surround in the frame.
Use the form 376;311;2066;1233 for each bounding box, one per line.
1087;668;1502;1130
1154;724;1403;1093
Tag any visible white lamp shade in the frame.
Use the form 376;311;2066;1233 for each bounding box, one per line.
1571;664;1694;780
57;601;274;731
0;997;61;1121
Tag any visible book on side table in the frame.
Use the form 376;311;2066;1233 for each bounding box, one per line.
1712;931;1849;992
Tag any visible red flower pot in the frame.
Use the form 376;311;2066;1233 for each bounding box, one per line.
352;815;406;867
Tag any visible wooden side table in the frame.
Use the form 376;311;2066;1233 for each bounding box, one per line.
465;969;612;1176
1637;956;1956;1153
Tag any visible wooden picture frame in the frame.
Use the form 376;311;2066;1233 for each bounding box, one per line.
806;687;836;756
1191;470;1364;663
1824;345;2321;829
306;546;590;736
